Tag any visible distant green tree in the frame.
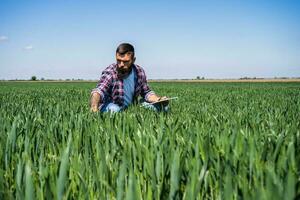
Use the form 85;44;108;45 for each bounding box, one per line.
31;76;37;81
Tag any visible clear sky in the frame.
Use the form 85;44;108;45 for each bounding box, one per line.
0;0;300;80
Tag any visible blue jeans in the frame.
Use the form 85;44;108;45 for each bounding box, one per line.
100;103;123;113
100;102;169;113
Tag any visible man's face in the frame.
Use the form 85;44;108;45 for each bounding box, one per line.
116;52;135;74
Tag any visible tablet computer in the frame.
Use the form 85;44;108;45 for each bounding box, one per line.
149;97;178;105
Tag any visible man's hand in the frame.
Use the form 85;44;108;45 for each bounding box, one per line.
91;106;99;112
90;92;101;112
158;96;168;101
157;96;169;106
147;94;169;106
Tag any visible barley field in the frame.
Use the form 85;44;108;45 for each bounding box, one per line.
0;81;299;199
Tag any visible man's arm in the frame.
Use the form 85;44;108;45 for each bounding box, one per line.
140;77;168;104
90;92;101;112
138;67;168;103
90;70;112;112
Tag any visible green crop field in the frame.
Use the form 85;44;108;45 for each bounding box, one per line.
0;81;299;199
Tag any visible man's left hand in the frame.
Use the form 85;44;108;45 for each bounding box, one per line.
154;96;169;106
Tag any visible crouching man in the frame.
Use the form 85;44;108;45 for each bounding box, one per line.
90;43;169;113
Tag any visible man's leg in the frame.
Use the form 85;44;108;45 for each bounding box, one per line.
100;103;122;113
140;101;169;112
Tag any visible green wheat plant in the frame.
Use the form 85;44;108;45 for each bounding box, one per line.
0;81;299;199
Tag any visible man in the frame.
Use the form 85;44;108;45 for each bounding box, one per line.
90;43;169;113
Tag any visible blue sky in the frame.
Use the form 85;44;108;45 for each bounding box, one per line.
0;0;300;79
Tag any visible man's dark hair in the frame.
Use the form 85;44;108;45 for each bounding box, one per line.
116;43;135;56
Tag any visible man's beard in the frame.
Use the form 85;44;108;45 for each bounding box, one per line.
118;68;128;74
117;66;132;79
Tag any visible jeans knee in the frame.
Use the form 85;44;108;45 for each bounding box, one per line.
102;103;122;113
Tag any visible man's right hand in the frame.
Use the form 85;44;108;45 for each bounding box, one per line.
90;92;101;112
91;106;99;112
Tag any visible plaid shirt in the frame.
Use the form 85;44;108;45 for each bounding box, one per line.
91;63;155;109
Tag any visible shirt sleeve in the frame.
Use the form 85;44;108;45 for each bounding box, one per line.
91;71;112;101
139;69;155;101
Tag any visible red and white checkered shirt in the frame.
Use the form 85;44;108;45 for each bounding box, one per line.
91;63;155;109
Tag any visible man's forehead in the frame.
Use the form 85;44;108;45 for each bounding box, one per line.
116;52;133;58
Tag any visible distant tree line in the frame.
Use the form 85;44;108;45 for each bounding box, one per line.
196;76;205;80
